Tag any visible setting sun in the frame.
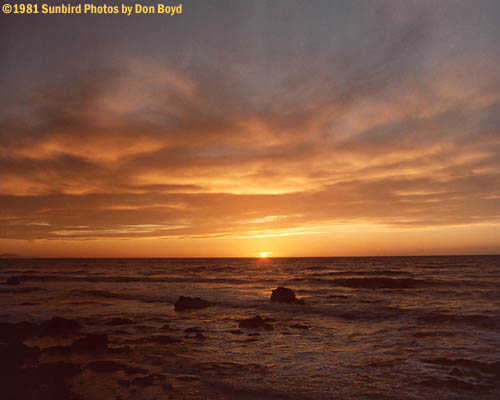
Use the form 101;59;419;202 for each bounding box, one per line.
260;252;268;258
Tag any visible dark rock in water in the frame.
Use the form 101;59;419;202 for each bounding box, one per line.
5;276;20;285
174;296;209;311
239;315;273;330
40;316;82;336
229;329;242;335
160;323;171;330
106;317;134;326
71;333;108;352
195;333;206;339
118;379;130;387
270;287;304;304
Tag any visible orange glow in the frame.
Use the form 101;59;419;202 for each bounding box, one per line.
260;252;268;258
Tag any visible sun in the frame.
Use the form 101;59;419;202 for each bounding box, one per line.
259;252;268;258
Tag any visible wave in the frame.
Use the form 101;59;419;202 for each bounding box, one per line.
312;277;436;289
13;274;254;285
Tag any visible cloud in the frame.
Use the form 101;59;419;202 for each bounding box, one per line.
1;1;500;245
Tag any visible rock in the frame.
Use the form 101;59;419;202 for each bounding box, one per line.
195;333;206;339
5;276;20;285
106;318;134;326
40;317;82;336
174;296;209;311
71;333;108;352
270;287;304;304
238;315;273;330
229;330;242;335
160;323;171;330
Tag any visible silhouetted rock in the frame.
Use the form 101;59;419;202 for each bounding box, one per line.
239;315;273;330
40;317;82;336
174;296;209;311
5;276;20;285
106;317;134;326
270;287;305;304
160;323;171;330
71;333;108;352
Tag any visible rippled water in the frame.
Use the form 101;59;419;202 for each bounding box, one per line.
1;256;500;399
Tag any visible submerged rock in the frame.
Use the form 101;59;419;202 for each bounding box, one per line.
174;296;209;311
270;287;305;304
5;276;20;285
238;315;273;330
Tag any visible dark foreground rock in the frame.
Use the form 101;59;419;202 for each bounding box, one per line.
271;287;305;304
239;315;273;330
174;296;209;311
5;276;20;285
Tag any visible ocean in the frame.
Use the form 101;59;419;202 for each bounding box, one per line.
1;256;499;399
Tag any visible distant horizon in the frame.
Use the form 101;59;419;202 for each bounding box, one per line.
2;253;500;260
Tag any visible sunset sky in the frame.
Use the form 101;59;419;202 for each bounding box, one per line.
1;0;500;257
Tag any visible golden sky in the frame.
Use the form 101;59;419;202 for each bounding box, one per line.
1;1;500;257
